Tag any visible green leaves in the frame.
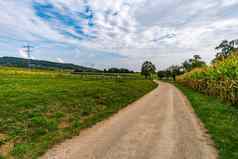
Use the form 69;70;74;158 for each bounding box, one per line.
177;52;238;105
178;53;238;80
141;61;156;79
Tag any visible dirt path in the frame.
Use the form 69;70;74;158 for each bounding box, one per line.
41;81;217;159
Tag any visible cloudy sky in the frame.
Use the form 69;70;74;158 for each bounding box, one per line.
0;0;238;70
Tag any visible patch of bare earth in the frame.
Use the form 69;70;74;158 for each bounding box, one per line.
0;133;14;158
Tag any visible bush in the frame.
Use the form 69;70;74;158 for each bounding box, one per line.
11;144;30;158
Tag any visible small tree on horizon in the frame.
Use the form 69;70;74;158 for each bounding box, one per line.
213;39;238;63
141;61;156;79
167;65;184;80
182;55;206;72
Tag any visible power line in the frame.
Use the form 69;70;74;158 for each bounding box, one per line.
23;44;34;68
23;44;34;59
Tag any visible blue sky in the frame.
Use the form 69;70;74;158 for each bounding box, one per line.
0;0;238;70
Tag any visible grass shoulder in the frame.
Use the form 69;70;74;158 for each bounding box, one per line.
174;83;238;159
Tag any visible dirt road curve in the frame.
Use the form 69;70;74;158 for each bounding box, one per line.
41;81;217;159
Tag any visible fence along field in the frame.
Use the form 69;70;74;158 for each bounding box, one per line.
0;67;157;159
72;71;144;80
177;52;238;105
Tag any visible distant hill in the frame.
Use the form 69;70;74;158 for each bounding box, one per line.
0;56;99;72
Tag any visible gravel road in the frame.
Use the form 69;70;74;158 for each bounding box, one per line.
41;81;217;159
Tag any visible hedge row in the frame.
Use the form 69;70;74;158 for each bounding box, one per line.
177;79;238;105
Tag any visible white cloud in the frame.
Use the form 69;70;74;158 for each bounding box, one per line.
57;57;64;63
1;0;238;70
19;48;28;58
221;0;238;7
18;47;36;59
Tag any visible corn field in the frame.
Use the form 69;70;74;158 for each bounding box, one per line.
178;79;238;104
177;52;238;105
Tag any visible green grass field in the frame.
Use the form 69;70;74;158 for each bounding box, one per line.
175;84;238;159
0;67;157;159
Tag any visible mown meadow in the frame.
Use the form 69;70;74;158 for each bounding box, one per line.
0;67;157;159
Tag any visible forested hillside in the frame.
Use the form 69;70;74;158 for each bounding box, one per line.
0;57;99;72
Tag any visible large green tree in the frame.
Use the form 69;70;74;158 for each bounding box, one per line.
167;65;184;80
141;61;156;79
182;55;206;72
213;39;238;63
157;65;184;80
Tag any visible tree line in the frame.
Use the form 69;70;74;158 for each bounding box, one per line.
103;68;134;73
140;39;238;79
